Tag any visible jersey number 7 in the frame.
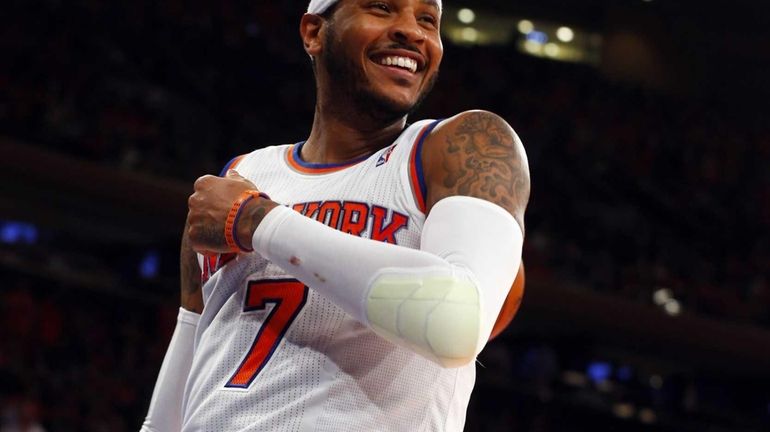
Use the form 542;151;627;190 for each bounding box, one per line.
226;279;308;388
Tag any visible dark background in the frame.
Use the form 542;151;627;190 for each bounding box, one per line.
1;0;769;430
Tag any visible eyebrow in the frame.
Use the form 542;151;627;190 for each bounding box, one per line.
421;0;440;11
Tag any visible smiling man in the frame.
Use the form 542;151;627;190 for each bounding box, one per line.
141;0;529;431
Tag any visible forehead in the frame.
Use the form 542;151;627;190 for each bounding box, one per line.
333;0;441;13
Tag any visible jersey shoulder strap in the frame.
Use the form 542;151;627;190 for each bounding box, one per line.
390;119;444;214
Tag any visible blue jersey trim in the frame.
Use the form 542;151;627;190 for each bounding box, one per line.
414;119;443;209
292;141;374;169
219;155;243;177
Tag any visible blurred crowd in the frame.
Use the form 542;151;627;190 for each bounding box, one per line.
1;272;175;432
507;63;770;326
2;0;769;430
2;0;317;179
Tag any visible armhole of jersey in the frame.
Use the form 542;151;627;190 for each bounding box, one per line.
408;119;443;214
218;154;247;177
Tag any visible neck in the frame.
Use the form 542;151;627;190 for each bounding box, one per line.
301;92;408;165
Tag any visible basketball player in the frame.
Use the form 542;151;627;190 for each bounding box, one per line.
142;0;529;430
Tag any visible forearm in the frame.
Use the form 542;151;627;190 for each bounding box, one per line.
252;196;522;367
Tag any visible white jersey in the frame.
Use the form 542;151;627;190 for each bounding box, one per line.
182;119;476;432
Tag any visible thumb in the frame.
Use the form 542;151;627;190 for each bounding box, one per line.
226;169;243;179
226;169;258;188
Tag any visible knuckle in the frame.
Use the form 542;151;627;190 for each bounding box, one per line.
194;175;211;189
187;225;198;241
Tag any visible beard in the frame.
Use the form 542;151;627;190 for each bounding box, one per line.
322;25;438;124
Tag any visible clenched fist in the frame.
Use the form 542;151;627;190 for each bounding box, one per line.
187;170;277;254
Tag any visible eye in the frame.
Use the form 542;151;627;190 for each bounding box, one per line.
419;14;438;27
368;1;391;13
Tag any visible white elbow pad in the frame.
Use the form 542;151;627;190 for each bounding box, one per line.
364;196;522;368
367;269;481;368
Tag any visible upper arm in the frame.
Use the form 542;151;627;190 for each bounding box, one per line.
180;219;204;314
422;110;530;233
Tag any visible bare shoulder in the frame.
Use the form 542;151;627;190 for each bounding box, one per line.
422;110;530;231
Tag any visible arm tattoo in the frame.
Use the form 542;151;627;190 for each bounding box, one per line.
180;221;204;313
435;112;529;230
238;198;278;247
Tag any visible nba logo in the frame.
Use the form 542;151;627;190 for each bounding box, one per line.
377;144;397;166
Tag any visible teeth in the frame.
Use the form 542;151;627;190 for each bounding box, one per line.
379;56;418;73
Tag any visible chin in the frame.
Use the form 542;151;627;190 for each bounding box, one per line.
377;94;418;115
367;74;437;120
353;88;416;122
365;80;436;119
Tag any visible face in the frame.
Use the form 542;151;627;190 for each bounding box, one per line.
319;0;443;121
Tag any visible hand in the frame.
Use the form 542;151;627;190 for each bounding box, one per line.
187;170;276;254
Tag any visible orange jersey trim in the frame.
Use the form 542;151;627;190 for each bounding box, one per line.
286;142;373;174
408;120;443;214
219;154;246;176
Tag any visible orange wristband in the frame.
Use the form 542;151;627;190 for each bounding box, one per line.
224;190;270;253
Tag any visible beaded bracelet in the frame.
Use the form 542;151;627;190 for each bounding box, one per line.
224;189;271;253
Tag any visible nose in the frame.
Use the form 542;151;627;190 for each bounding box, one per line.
388;12;426;45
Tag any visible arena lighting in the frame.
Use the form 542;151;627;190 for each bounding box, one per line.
652;287;672;305
457;8;475;24
461;27;478;42
544;42;560;57
612;403;636;419
526;30;548;44
139;250;160;279
556;26;574;42
523;40;542;54
586;361;612;383
562;370;588;387
649;374;663;389
596;380;614;393
663;298;681;316
0;221;38;245
517;19;534;34
638;408;657;424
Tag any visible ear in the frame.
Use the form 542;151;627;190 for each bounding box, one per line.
300;13;325;58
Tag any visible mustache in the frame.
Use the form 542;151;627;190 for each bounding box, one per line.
384;42;422;55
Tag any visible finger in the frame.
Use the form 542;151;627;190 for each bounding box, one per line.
228;170;259;190
187;189;205;209
194;175;215;191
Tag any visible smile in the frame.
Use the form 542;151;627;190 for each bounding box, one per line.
377;56;418;74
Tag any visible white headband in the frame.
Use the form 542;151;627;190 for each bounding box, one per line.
307;0;441;15
307;0;338;14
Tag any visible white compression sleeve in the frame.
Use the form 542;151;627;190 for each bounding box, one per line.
252;196;522;367
141;308;199;432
